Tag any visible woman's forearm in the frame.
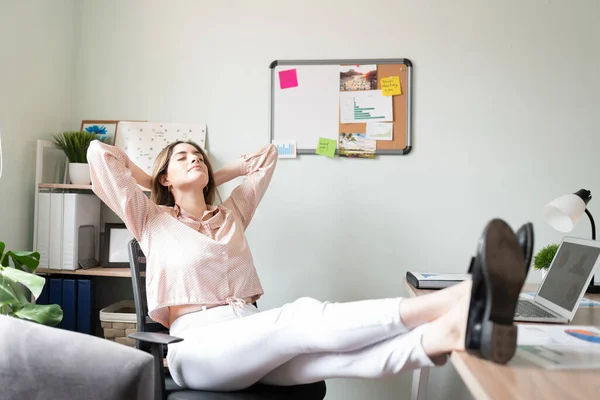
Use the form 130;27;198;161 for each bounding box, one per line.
213;159;243;187
130;162;152;189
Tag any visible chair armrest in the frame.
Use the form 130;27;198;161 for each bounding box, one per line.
129;331;183;345
129;332;180;399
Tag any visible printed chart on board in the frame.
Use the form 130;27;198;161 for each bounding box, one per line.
115;122;207;175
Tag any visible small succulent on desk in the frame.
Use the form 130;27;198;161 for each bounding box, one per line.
0;241;63;326
533;243;559;271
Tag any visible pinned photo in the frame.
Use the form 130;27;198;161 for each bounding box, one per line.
339;133;376;159
340;64;377;91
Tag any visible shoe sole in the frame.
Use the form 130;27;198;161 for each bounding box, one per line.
478;219;526;364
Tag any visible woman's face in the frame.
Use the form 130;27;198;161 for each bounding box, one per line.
162;143;209;190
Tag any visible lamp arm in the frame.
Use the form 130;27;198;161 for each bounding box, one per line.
585;209;596;241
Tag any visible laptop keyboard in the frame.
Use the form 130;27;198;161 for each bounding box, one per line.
515;300;556;318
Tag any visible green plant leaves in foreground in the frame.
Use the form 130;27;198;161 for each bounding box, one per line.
0;241;63;326
12;303;63;327
0;266;45;299
4;250;41;273
0;275;20;307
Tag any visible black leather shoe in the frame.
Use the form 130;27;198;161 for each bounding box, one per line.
516;222;534;273
465;219;527;364
469;223;534;274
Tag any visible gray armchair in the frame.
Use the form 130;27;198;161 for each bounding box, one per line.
0;314;155;400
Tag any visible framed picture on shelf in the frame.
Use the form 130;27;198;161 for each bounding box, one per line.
80;120;119;145
102;223;134;268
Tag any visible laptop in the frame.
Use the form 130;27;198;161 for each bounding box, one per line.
514;236;600;323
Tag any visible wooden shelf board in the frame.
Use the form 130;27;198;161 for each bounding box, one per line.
39;183;93;190
39;183;150;192
36;267;140;278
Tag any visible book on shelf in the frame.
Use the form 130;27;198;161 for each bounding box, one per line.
36;192;101;271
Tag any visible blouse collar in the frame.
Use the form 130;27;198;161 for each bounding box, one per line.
173;203;225;229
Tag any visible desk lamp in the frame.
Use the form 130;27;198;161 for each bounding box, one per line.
543;189;600;293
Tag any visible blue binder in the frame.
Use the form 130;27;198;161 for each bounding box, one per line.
61;279;77;331
36;277;49;305
76;279;92;335
48;278;62;329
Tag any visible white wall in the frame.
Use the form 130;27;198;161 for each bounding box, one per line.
74;0;600;398
0;0;75;251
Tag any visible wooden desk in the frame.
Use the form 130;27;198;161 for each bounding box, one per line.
405;280;600;400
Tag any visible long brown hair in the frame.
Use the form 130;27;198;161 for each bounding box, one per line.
150;140;216;207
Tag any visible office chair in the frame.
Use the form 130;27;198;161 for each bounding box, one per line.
126;239;327;400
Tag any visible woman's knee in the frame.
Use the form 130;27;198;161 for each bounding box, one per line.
292;297;322;308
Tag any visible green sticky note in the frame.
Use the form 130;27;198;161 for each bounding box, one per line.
315;138;337;157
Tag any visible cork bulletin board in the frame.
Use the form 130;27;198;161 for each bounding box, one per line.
270;58;413;155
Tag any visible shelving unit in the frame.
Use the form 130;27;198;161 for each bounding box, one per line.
33;140;147;278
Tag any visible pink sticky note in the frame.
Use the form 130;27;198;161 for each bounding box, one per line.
279;69;298;89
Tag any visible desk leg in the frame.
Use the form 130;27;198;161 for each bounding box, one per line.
411;367;430;400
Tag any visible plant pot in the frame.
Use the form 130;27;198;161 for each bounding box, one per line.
541;269;548;281
68;162;91;185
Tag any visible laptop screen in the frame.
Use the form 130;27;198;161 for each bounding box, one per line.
537;241;600;311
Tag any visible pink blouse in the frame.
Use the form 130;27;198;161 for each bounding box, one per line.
87;141;278;327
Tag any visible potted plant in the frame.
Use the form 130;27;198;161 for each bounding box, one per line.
0;241;62;326
53;131;101;185
533;243;559;280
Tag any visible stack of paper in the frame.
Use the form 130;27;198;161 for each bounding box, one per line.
517;325;600;370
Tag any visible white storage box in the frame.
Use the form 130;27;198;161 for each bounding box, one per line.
99;300;137;347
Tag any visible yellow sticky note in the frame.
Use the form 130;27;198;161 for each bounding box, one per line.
315;138;337;157
381;76;402;96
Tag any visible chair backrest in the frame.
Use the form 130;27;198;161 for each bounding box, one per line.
128;239;165;339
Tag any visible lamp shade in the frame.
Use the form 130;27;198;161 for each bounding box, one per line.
543;192;590;232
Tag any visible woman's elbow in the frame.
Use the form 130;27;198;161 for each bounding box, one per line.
86;140;102;162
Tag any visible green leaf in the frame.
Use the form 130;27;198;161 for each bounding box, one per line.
11;303;63;326
8;280;30;304
533;243;559;270
0;274;20;308
0;241;7;267
0;267;45;299
53;131;98;163
6;250;40;273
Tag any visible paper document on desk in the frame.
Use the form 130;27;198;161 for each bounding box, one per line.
517;325;600;370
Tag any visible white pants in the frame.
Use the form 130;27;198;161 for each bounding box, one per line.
167;297;437;391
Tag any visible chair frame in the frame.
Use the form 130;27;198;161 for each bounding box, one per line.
127;239;182;399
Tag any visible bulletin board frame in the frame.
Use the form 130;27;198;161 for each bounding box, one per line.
269;58;413;155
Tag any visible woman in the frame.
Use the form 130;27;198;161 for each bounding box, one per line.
88;140;529;391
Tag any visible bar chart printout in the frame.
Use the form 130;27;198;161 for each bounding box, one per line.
273;140;297;158
340;90;393;123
